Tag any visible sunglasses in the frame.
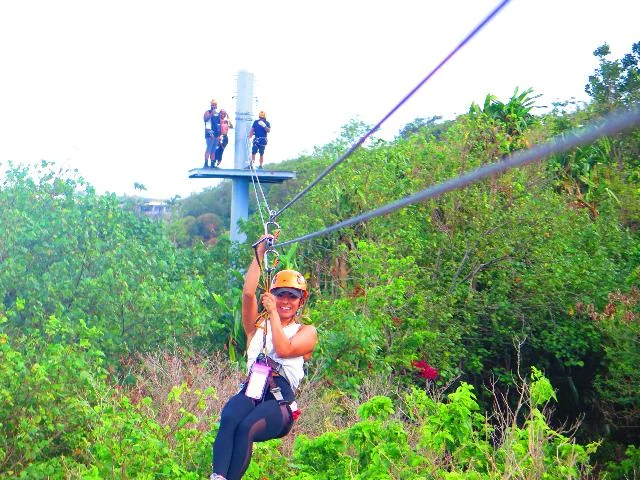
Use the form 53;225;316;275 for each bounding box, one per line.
274;291;301;299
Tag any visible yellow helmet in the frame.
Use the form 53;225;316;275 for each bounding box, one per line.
259;111;266;119
211;99;218;106
270;269;308;300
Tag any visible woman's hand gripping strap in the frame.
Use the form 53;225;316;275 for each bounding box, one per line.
251;226;280;356
251;225;280;289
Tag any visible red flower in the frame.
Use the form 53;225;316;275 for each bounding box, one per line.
412;359;439;381
412;359;428;369
420;365;439;381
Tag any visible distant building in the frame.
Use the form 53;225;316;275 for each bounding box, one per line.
137;199;170;219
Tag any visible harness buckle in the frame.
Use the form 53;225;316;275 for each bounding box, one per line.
270;385;284;402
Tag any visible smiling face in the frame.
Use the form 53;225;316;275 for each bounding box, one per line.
273;291;302;323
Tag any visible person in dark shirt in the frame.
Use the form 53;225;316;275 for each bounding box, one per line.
203;99;221;168
248;111;271;169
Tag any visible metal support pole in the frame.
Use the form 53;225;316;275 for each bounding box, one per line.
230;179;249;243
230;70;254;243
234;70;254;169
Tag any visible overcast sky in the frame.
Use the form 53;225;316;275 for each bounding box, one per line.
0;0;637;200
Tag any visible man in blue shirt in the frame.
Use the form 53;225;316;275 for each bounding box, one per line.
248;111;271;169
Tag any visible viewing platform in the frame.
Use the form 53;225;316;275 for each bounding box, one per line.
188;166;296;184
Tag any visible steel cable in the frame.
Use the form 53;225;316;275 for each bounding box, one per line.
275;106;640;248
245;133;273;226
272;0;512;219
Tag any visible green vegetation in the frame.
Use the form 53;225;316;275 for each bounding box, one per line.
1;42;639;478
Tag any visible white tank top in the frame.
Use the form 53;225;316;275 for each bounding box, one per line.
246;322;305;390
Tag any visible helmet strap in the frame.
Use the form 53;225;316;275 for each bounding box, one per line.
295;298;306;318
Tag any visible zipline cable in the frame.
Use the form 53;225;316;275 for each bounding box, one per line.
245;134;270;210
245;133;274;228
273;0;512;219
275;106;640;248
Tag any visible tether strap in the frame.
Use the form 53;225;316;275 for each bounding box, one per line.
263;354;284;375
248;231;284;400
251;230;280;356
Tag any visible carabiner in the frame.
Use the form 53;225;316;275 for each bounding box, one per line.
264;248;280;272
264;219;280;238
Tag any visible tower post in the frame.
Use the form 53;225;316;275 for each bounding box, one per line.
230;71;254;243
190;71;295;245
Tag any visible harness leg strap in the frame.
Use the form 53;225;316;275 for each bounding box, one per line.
267;376;285;403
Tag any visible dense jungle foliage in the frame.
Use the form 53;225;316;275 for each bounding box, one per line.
1;42;639;479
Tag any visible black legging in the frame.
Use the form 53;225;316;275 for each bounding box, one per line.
215;135;229;162
213;376;294;479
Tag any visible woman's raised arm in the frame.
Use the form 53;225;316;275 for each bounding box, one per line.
241;235;271;343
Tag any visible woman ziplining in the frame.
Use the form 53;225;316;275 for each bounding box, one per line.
205;5;521;476
210;233;318;480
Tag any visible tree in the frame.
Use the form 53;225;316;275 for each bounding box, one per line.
468;87;540;152
397;115;449;140
196;212;223;244
549;42;640;224
585;42;640;112
0;161;220;359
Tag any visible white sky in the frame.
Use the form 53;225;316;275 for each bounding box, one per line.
0;0;637;200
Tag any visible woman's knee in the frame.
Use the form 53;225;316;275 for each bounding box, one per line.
235;417;259;440
220;396;252;421
218;411;239;431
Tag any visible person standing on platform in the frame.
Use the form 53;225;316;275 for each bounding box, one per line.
248;111;271;169
214;109;233;167
204;99;221;168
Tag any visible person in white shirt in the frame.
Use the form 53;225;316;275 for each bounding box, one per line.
210;234;317;480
